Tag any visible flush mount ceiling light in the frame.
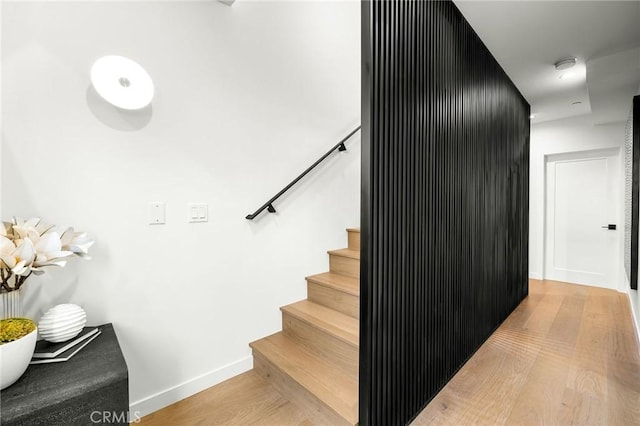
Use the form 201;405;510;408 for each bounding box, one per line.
90;56;154;110
554;57;577;71
554;57;578;80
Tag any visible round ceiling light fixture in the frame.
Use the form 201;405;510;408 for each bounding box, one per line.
91;56;154;110
554;57;577;71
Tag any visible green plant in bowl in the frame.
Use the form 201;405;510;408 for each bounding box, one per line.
0;318;36;344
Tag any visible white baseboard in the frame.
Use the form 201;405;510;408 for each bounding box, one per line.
529;272;542;280
627;289;640;352
130;355;253;419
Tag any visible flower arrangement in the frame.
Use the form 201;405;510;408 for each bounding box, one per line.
0;218;93;293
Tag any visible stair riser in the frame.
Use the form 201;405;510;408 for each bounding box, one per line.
282;313;358;378
347;230;360;251
329;254;360;279
307;282;359;319
252;351;352;426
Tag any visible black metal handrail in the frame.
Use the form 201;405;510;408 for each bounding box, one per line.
246;126;361;220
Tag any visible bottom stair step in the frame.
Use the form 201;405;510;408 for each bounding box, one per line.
250;332;358;426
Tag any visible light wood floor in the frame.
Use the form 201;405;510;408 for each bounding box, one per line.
139;369;314;425
414;279;640;425
140;279;640;425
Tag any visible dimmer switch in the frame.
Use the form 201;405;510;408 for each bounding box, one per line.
189;204;208;223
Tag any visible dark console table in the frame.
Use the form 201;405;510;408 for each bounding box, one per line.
0;323;129;426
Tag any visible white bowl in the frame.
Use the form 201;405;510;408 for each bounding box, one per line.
0;327;38;390
38;304;86;343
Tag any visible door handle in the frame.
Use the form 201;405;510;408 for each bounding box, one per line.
602;224;617;230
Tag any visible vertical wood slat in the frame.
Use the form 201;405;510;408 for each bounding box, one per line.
360;1;530;424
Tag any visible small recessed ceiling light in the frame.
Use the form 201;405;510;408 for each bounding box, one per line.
559;72;576;80
554;57;577;71
529;114;535;119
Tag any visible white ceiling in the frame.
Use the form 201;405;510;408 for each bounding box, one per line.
453;0;640;124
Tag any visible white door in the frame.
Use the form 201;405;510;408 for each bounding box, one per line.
544;149;621;289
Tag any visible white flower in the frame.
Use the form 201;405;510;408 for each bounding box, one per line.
61;228;94;259
0;236;16;263
12;217;42;241
0;222;10;238
12;217;56;241
0;238;36;276
32;232;73;270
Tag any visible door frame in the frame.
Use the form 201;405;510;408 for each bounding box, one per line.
542;147;624;291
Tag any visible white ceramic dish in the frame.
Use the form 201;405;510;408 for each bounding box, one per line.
0;327;38;390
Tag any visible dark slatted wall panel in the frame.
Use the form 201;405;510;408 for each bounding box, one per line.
360;1;530;424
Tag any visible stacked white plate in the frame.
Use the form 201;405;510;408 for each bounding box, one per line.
38;304;87;343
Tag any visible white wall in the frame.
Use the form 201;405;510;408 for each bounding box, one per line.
1;0;360;416
529;115;626;291
0;0;3;216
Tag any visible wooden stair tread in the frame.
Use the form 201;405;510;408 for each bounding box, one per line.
306;272;360;296
250;332;358;424
139;370;314;425
327;248;360;260
281;300;358;348
346;228;360;233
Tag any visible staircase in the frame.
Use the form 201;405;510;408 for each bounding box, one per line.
250;228;360;425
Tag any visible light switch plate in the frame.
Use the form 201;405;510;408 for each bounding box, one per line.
149;202;166;225
189;203;208;223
